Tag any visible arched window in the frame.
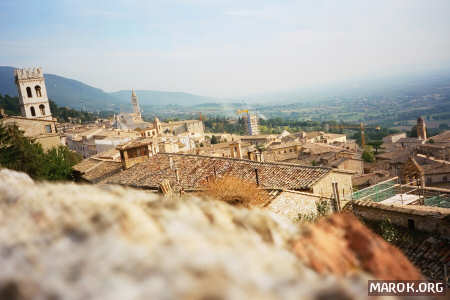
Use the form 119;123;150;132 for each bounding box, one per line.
35;85;42;97
30;106;36;117
39;104;46;115
26;87;32;98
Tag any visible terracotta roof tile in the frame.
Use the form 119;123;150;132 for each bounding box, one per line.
73;159;122;183
397;237;450;280
104;153;332;190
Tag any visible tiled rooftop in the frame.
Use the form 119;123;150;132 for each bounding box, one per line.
300;143;345;155
104;153;332;191
430;130;450;143
400;237;450;281
376;149;413;163
239;134;276;140
73;159;122;183
422;163;450;175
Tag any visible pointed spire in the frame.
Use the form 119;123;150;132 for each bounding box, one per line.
131;89;136;97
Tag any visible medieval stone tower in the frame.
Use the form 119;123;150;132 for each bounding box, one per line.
14;67;52;120
153;117;162;134
131;89;142;120
417;117;427;140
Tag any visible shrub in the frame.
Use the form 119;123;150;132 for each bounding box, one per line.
297;213;316;224
362;149;375;163
210;135;219;144
316;199;330;216
203;176;270;207
0;123;81;181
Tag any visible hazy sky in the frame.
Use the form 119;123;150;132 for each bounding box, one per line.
1;0;450;97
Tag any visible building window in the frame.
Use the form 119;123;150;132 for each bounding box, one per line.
39;104;46;115
35;85;42;97
45;125;52;133
127;148;138;158
30;106;36;116
26;87;32;98
444;175;448;182
426;177;432;185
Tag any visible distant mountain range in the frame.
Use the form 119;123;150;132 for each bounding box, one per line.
110;90;217;107
1;66;450;124
0;66;121;111
0;66;222;111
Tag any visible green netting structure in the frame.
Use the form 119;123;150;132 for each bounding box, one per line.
424;195;450;208
351;178;398;202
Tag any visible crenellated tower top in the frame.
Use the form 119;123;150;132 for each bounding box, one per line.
14;67;44;81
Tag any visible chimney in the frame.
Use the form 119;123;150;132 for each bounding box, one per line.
255;151;263;162
229;142;242;159
230;143;235;158
175;168;180;183
117;140;151;170
236;142;242;159
169;157;174;170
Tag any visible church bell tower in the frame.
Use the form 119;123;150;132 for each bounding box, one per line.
417;117;427;140
14;67;53;120
131;89;142;121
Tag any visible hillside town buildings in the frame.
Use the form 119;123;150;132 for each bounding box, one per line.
373;117;450;188
62;90;206;158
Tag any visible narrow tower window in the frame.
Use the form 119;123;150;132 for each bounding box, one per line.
30;106;36;117
35;85;42;97
26;87;32;98
39;104;46;115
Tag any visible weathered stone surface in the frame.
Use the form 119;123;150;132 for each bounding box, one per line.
292;213;423;280
0;169;421;299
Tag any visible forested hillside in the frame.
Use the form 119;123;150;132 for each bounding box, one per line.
0;94;111;123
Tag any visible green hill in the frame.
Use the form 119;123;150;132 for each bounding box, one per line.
0;66;223;111
109;90;217;106
0;66;121;111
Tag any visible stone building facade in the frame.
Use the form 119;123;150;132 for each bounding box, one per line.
0;116;60;151
352;200;449;236
160;120;204;137
65;128;139;158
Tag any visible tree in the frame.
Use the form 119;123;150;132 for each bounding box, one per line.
0;124;46;179
210;135;219;144
409;125;418;138
368;140;382;153
43;146;82;181
0;123;81;180
362;148;375;163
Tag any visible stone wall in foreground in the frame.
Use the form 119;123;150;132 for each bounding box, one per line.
0;169;421;300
